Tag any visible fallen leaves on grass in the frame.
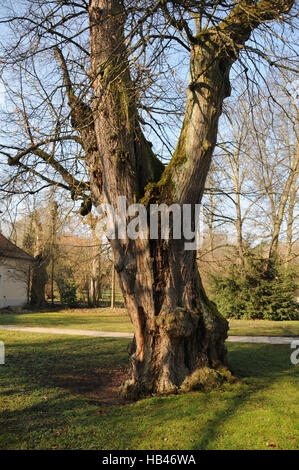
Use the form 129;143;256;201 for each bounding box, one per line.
266;441;277;447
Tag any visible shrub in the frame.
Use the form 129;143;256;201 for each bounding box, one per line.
56;277;78;307
208;252;299;321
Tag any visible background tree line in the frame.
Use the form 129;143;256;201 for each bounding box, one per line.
199;73;298;320
1;196;118;307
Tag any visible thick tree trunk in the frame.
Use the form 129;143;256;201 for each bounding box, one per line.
111;250;116;309
88;0;232;398
89;275;99;307
89;247;101;307
114;238;229;398
87;0;295;398
31;255;48;305
30;216;48;305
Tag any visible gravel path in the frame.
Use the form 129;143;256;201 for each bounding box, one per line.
225;335;297;345
0;325;133;338
0;324;298;344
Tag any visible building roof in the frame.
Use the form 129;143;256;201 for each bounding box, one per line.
0;233;34;262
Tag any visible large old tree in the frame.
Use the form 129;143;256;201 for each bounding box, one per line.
0;0;296;397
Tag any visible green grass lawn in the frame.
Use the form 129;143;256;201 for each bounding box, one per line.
0;330;298;450
228;319;299;337
0;308;135;333
0;308;299;337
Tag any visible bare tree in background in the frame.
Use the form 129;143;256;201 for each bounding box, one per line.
81;212;111;306
201;79;298;270
22;199;60;304
247;82;298;261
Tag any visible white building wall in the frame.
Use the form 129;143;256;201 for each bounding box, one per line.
0;257;31;308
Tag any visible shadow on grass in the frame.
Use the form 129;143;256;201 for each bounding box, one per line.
0;335;297;449
187;343;298;449
0;335;130;395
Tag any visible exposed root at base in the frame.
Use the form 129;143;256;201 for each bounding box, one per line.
120;366;234;401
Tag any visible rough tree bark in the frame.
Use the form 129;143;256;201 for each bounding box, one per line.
268;142;299;260
30;215;48;305
286;172;298;260
88;0;295;398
